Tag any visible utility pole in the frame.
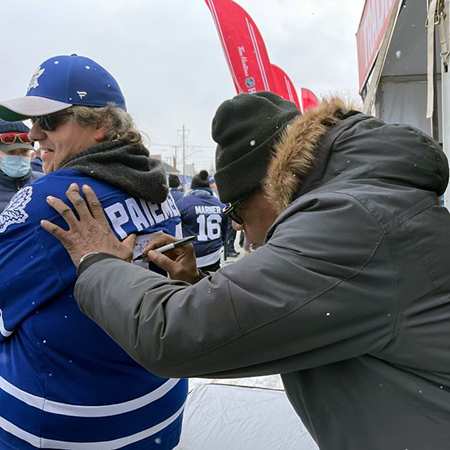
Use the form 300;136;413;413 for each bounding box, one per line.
177;125;189;175
171;145;179;171
174;127;214;175
182;125;186;176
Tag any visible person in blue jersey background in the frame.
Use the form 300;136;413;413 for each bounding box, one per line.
0;54;187;449
0;119;43;211
168;173;184;203
176;170;227;272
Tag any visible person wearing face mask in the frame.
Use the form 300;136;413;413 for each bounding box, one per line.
0;119;43;211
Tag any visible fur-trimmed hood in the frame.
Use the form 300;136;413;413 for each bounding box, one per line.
265;98;448;214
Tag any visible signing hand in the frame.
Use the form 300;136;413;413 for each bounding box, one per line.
41;183;135;267
141;232;201;284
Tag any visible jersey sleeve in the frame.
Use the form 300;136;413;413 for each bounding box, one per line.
0;181;77;340
0;172;182;341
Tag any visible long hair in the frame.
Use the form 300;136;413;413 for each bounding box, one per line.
68;103;142;144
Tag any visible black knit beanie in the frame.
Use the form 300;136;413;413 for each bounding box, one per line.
191;170;210;189
169;173;181;188
212;91;301;203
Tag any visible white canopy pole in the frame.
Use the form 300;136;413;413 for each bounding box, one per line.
441;1;450;207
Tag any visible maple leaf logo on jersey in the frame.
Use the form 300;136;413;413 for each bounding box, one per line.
0;186;33;233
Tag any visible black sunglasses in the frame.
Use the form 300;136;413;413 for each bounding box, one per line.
223;193;252;225
31;111;72;131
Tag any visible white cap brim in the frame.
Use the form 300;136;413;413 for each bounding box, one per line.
0;96;72;121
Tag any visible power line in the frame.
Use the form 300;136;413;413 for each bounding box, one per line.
149;128;216;174
150;143;214;149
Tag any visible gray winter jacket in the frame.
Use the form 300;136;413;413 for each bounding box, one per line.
75;99;450;449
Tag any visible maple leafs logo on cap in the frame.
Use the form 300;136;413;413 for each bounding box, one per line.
27;67;45;92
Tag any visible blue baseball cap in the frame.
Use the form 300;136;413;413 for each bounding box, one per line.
0;54;126;122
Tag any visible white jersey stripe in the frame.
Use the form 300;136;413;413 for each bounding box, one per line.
245;18;270;90
196;248;222;267
0;403;185;449
0;376;181;417
0;416;41;448
0;308;13;337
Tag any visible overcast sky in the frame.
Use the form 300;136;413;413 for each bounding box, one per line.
1;0;366;172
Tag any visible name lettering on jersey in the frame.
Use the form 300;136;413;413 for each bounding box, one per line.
194;205;222;215
104;196;179;239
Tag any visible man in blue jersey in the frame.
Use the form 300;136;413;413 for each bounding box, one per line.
176;170;227;271
0;54;187;449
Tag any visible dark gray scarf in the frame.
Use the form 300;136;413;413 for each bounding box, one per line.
59;140;168;204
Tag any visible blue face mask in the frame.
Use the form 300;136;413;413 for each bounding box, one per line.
1;155;31;178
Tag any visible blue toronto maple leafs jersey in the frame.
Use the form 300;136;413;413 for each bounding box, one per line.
0;170;187;449
176;189;227;268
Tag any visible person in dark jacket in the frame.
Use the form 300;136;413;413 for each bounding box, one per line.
0;119;43;211
168;173;183;203
176;170;227;271
42;92;450;450
0;54;187;449
224;216;240;257
30;149;44;173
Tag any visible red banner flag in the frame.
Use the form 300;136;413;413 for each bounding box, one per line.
270;64;300;109
300;88;319;113
205;0;275;94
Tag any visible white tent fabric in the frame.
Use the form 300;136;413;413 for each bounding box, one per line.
176;383;319;449
377;79;442;138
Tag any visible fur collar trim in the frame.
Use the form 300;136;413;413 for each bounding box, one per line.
265;97;353;214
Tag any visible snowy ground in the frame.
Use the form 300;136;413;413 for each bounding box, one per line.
189;374;284;391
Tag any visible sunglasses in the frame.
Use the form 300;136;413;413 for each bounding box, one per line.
223;193;252;225
0;132;32;145
31;111;72;132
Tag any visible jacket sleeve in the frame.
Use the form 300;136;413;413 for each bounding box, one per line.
75;192;397;378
